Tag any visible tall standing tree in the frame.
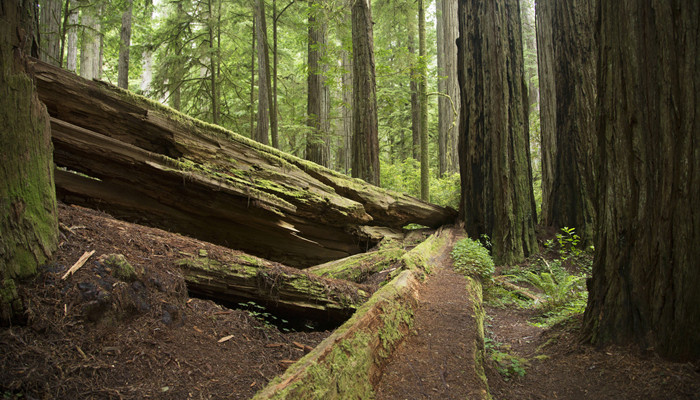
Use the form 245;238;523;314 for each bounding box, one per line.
1;0;59;322
351;0;379;185
253;0;272;145
117;0;133;89
65;0;79;72
418;0;428;200
406;4;420;162
305;0;331;167
39;0;63;66
436;0;459;176
536;0;596;244
582;0;700;361
457;0;538;264
79;0;102;80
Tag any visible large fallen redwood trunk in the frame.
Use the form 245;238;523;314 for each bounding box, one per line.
32;59;456;267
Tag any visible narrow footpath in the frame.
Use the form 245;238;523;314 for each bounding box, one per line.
375;230;490;399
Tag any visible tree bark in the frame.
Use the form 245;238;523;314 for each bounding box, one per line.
254;0;272;145
537;0;596;244
418;0;429;201
457;0;538;265
1;0;58;323
117;0;133;89
39;0;62;66
178;253;369;325
582;0;700;361
79;0;101;80
351;0;380;186
65;1;78;73
337;47;353;174
407;6;420;162
306;0;330;167
536;0;555;226
436;0;459;176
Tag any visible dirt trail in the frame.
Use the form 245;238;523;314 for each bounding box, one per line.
375;231;489;400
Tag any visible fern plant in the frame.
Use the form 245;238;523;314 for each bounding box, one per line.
451;237;495;281
523;271;584;309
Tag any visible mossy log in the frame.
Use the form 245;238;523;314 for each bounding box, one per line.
176;251;370;325
253;229;455;399
306;247;406;283
31;59;456;232
51;118;369;267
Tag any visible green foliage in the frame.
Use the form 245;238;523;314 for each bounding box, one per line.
484;336;527;380
451;238;495;281
522;271;585;310
380;158;459;209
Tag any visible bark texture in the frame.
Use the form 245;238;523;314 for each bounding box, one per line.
117;0;133;89
0;0;58;322
39;0;62;66
32;60;456;268
351;0;380;186
582;0;700;361
536;0;555;225
254;0;271;145
457;0;538;264
306;0;330;167
537;0;596;244
436;0;459;176
79;0;101;80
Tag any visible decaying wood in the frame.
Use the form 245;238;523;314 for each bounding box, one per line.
493;275;541;302
306;247;406;283
177;252;371;325
61;250;95;280
254;228;455;399
32;59;456;267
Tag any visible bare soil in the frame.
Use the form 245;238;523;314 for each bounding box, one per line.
1;203;330;399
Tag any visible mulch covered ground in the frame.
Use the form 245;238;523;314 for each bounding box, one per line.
1;203;330;399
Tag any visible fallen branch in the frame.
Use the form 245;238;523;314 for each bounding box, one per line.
61;250;96;280
493;275;541;302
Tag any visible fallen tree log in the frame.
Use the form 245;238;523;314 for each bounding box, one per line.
51;118;373;267
31;59;456;233
176;250;370;326
306;247;406;283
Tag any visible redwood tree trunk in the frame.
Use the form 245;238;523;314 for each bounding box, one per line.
0;0;58;322
306;0;330;167
537;0;596;244
39;0;62;66
254;0;271;145
117;0;133;89
407;7;420;162
582;0;700;361
436;0;459;176
457;0;538;264
351;0;380;186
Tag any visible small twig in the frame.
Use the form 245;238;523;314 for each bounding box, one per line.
61;250;96;280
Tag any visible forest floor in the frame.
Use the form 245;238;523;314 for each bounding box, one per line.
1;203;699;399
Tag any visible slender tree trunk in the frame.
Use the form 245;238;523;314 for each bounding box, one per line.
65;0;78;73
250;20;256;138
407;6;420;162
457;0;537;264
1;0;58;323
117;0;133;89
254;0;271;145
207;0;219;124
582;0;700;361
418;0;428;201
536;0;555;226
306;0;330;167
272;0;279;148
521;0;538;112
351;0;379;185
537;0;596;245
339;48;353;174
139;0;153;94
79;0;101;80
437;0;459;176
39;0;62;66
